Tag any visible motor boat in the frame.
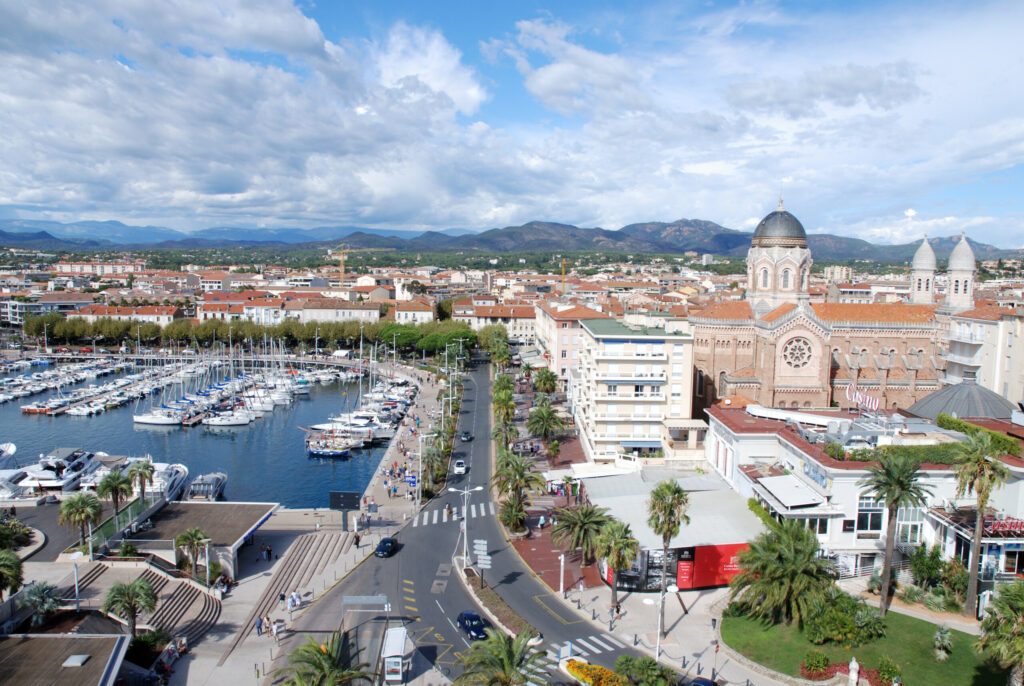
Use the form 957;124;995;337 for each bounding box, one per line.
134;408;184;425
202;410;253;426
187;472;227;500
20;448;101;493
81;456;189;501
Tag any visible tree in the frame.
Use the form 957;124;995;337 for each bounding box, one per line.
614;654;678;686
492;451;544;502
175;527;210;576
595;519;639;611
533;369;559;394
97;471;134;517
954;432;1010;618
547;440;561;462
492;419;518;449
0;550;23;600
730;519;836;626
526;405;563;440
127;460;156;502
492;374;514;396
58;492;103;547
455;628;542;686
102;578;157;637
552;503;610;565
978;580;1024;686
421;443;448;489
277;632;374;686
499;493;528;532
23;582;60;627
493;389;516;425
647;480;690;635
859;455;932;615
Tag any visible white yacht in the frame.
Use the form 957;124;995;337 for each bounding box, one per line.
202;410;253;426
20;448;102;493
80;455;189;501
133;408;184;425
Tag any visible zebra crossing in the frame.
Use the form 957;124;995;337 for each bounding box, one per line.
410;501;497;527
523;633;628;686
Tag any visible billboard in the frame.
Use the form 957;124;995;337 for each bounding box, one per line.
675;543;747;590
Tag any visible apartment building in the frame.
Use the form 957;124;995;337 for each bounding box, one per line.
944;305;1024;402
0;292;96;325
574;318;706;468
394;299;435;324
68;304;183;326
454;304;535;344
54;259;146;276
283;299;381;324
533;302;609;388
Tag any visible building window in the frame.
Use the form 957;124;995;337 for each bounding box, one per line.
782;337;812;368
954;280;960;294
761;268;769;288
561;350;567;358
857;495;884;532
1004;550;1024;574
897;506;924;544
804;518;828;535
696;370;705;397
782;269;791;289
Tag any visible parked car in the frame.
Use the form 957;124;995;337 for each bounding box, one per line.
78;346;93;353
375;537;398;558
55;347;71;353
460;431;473;442
453;460;467;475
456;611;489;641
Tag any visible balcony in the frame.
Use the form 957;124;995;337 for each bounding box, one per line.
594;370;667;382
945;330;987;345
594;392;665;401
593;413;664;422
595;351;668;361
942;350;981;366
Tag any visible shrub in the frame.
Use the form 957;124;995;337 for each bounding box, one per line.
942;559;968;601
933;625;953;662
936;413;1020;454
909;545;944;589
0;518;33;550
566;658;630;686
118;542;139;558
805;590;886;647
824;442;846;460
877;656;901;686
800;650;830;679
613;655;677;686
898;584;924;604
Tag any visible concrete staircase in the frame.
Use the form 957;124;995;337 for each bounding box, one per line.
145;578;222;646
61;563;106;600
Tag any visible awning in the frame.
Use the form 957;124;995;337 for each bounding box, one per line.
621;440;662;448
758;474;824;509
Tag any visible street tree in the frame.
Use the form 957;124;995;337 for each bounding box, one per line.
647;480;690;635
102;578;157;637
595;519;639;612
977;579;1024;686
552;503;610;565
455;629;542;686
58;492;103;547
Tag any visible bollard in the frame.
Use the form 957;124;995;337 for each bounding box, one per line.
592;609;597;621
681;657;688;668
712;668;717;682
696;663;702;675
255;663;259;679
633;633;638;646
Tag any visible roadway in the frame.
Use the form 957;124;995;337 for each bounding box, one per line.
308;356;643;684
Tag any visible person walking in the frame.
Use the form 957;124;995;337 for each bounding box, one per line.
270;619;279;644
254;615;264;637
263;615;272;637
354;533;361;548
279;591;286;610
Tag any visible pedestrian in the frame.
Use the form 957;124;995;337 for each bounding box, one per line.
268;545;274;560
355;533;361;548
279;591;286;609
615;603;622;618
254;615;264;637
270;620;279;644
286;595;294;613
292;590;301;607
264;615;272;637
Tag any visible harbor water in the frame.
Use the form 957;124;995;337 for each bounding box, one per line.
0;368;384;507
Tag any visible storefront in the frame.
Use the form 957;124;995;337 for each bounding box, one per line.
602;543;748;592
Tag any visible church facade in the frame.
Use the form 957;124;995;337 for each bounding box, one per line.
691;204;975;413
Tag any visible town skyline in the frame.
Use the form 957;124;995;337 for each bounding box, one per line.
1;1;1023;245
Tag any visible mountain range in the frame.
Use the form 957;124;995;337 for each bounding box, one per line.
0;218;1011;263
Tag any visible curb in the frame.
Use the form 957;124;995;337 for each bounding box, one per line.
17;527;47;561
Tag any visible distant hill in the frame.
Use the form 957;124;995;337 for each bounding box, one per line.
0;217;1012;263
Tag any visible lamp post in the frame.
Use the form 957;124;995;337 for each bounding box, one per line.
69;551;84;612
448;485;483;567
417;432;437;509
203;539;212;587
654;583;679;658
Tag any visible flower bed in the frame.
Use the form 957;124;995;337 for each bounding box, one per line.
799;661;884;685
565;658;629;686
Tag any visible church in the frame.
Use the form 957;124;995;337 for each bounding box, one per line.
691;203;977;412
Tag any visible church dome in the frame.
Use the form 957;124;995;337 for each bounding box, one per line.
948;234;976;271
752;200;807;247
907;377;1015;420
911;236;936;271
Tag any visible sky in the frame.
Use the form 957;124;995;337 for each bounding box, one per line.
1;0;1023;246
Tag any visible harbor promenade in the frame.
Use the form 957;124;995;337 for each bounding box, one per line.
170;364;450;686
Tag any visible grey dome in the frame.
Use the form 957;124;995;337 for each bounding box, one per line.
911;236;936;271
907;379;1015;421
949;234;976;272
752;201;807;247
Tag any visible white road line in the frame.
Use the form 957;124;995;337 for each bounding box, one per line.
412;516;418;528
435;599;446;613
488;501;496;515
574;638;600;653
601;633;626;648
421;511;429;526
556;641;588;657
442;508;449;522
432;509;439;524
470;503;477;518
586;636;614;651
545;649;558;660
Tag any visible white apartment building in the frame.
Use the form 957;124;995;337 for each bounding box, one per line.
574;318;706;468
705;402;1024;580
533;302;609;388
283;299;381;324
823;265;854;283
945;305;1024;403
394;300;435;324
55;260;147;276
453;305;535;344
68;304;182;326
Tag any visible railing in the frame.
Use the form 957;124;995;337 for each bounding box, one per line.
594;371;667;381
945;331;987;344
593;413;664;422
594;352;668;361
941;351;981;366
594;393;665;400
66;493;165;555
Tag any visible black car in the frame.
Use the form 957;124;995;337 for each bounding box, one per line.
460;431;473;442
456;611;489;640
375;537;398;558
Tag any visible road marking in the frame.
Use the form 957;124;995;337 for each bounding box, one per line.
412;516;418;527
435;599;446;613
422;511;429;526
436;563;452;577
403;596;416;603
587;635;615;651
432;509;439;524
601;633;625;648
488;501;495;515
555;640;588;657
442;507;449;522
532;594;584;625
402;579;415;587
431;579;448;594
470;503;477;518
404;605;418;613
574;638;600;653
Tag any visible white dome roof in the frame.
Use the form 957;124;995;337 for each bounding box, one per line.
911;237;936;271
948;234;976;271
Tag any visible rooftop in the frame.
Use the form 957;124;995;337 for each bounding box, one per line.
580;318;688;338
127;502;277;547
0;634;129;686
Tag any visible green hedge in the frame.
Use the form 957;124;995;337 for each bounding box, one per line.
936;413;1019;455
847;442;963;465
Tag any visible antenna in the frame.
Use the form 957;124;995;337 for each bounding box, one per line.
777;191;784;211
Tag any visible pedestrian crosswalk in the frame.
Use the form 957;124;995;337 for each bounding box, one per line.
410;501;497;527
523;633;627;686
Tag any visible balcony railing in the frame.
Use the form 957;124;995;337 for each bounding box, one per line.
945;331;987;345
594;371;667;381
593;413;664;422
942;350;981;366
595;392;665;401
595;351;668;361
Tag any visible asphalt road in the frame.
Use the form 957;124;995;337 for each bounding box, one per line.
315;358;642;684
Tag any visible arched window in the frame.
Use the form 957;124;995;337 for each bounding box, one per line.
964;279;971;295
719;371;727;396
761;268;769;288
916;278;922;291
782;269;791;289
803;401;812;407
954;280;960;294
696;370;705;397
925;278;930;290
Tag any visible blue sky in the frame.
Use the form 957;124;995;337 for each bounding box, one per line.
0;1;1022;246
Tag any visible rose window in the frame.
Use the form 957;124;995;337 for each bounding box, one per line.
782;337;812;368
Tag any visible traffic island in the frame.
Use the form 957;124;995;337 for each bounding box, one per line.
457;567;532;635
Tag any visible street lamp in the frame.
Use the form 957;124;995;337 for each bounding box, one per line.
417;432;437;509
448;485;483;567
202;538;212;587
648;583;679;659
69;551;84;612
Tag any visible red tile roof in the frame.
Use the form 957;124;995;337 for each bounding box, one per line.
955;305;1015;321
810;303;936;324
693;301;753;320
761;303;797;322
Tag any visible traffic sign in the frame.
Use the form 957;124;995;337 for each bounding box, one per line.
477;558;492;569
405;475;417;486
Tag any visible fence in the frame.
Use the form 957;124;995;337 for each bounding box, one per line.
61;493;164;555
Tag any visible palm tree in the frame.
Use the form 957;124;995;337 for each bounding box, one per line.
127;460;156;502
58;492;103;547
102;578;157;637
493;374;514;396
0;550;23;600
533;369;559;394
859;455;932;615
526;405;563;440
499;493;528;532
493;389;516;425
97;471;134;518
492;451;544;502
23;582;60;627
175;527;210;576
492;419;518;448
455;629;542;685
277;633;374;686
595;519;639;611
552;503;610;564
977;579;1024;686
730;519;836;626
647;480;690;635
421;443;447;489
954;432;1010;618
547;440;561;462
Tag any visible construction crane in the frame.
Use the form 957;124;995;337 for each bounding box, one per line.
337;247;347;287
561;258;567;296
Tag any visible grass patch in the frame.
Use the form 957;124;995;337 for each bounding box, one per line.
721;613;1004;686
463;569;532;635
